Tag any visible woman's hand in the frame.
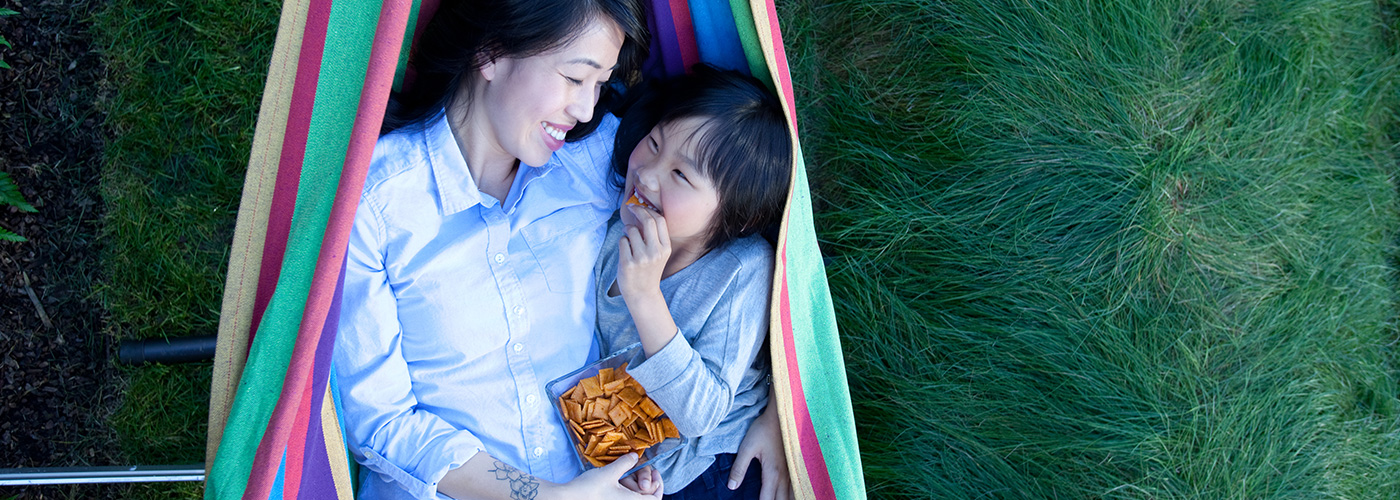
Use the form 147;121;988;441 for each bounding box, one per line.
729;396;792;500
617;204;671;300
548;454;658;500
619;464;663;498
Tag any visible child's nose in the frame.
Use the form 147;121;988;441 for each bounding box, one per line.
638;165;660;189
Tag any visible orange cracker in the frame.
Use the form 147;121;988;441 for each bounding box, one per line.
639;399;663;419
617;387;644;407
579;378;603;398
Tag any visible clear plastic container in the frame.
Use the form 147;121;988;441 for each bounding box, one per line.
546;343;683;476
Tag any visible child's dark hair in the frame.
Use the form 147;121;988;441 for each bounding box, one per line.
613;65;793;252
382;0;649;137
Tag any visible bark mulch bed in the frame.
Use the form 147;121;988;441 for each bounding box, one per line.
1;0;130;497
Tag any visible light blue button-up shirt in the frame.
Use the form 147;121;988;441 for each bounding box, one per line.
334;110;621;499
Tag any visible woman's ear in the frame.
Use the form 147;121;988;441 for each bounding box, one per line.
478;58;498;82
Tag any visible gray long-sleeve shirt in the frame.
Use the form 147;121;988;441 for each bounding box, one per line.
594;216;772;493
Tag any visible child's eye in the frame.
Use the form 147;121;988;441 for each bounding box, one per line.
673;169;689;183
648;137;659;153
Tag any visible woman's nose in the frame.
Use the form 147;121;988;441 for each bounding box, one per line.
565;84;599;123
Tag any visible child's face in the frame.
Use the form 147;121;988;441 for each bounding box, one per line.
620;117;721;254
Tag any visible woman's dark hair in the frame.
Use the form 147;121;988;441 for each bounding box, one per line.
612;65;793;252
381;0;649;138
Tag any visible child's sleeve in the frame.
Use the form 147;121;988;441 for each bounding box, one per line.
626;241;773;437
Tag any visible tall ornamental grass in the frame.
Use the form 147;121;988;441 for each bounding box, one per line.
781;0;1400;497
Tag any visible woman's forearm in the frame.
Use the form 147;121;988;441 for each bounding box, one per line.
438;451;651;500
438;452;559;500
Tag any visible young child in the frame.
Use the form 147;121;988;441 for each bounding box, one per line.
592;66;792;498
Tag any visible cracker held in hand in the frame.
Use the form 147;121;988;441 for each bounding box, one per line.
558;363;680;467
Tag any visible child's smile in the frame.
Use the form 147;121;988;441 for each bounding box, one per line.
620;117;721;259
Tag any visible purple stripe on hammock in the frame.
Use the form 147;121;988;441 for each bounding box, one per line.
296;261;347;499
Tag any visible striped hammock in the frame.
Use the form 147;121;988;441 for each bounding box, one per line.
203;0;865;498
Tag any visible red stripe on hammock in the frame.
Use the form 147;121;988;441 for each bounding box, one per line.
766;1;835;494
777;259;838;500
282;373;315;499
244;2;413;499
249;0;336;350
240;0;334;493
761;0;798;131
667;0;700;70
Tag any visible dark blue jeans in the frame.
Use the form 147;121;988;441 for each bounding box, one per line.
664;453;762;500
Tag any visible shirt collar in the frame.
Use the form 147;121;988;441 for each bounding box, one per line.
424;110;564;216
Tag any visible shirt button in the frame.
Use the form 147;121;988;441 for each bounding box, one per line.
533;447;544;457
513;305;524;316
513;343;523;353
494;253;505;263
526;394;537;405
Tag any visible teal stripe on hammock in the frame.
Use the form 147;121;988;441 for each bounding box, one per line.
728;0;770;88
785;147;867;500
392;0;422;92
206;0;384;496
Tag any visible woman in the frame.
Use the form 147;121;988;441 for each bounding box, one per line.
332;0;789;498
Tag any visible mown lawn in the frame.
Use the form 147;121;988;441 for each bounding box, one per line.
93;0;278;496
91;0;1399;498
781;0;1400;497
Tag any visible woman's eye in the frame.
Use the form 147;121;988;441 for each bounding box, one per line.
563;75;583;85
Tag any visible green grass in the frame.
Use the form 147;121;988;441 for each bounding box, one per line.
781;0;1400;497
93;0;277;495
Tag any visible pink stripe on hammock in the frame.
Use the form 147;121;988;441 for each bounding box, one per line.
242;2;414;498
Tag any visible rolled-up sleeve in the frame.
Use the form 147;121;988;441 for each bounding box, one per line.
627;332;730;437
626;262;770;438
334;192;483;498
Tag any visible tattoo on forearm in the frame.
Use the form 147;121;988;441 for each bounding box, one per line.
490;461;540;500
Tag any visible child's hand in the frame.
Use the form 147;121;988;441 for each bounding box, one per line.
617;204;671;300
619;465;663;498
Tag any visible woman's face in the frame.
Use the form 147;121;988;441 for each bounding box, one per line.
621;117;722;254
476;17;624;167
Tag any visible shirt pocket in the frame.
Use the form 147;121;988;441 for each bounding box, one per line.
520;205;607;294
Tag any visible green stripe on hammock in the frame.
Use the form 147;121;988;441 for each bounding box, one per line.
206;0;382;495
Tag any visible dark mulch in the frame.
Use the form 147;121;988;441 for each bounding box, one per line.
0;0;130;497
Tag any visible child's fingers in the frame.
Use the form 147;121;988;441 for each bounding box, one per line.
647;467;664;496
620;473;640;493
652;214;670;252
618;235;635;263
625;224;646;250
636;468;651;493
629;205;661;245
